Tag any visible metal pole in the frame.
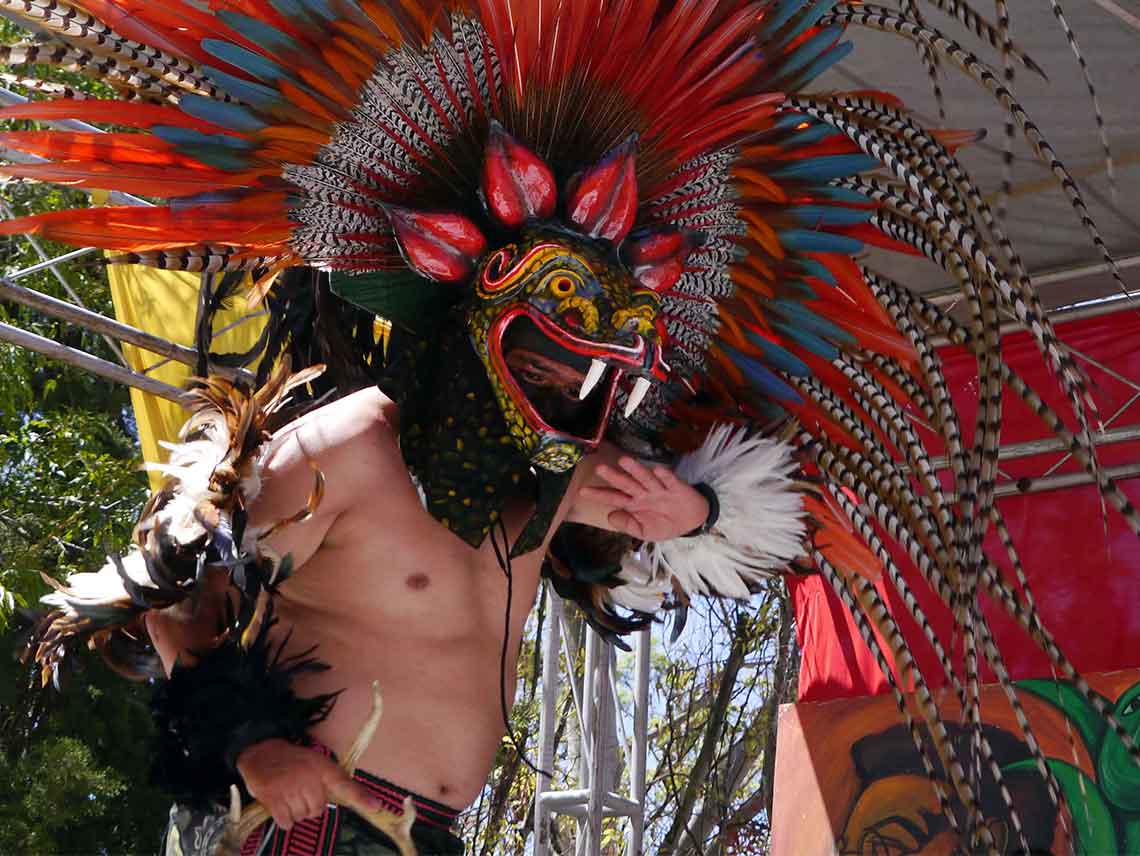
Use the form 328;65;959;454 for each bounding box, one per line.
585;631;609;856
540;790;643;817
0;278;252;382
927;254;1140;307
5;248;97;281
0;322;191;404
534;591;563;856
0;203;128;367
576;629;597;856
922;423;1140;474
995;461;1140;498
628;627;652;856
929;279;1140;347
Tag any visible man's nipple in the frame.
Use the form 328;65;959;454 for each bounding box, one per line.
406;573;431;591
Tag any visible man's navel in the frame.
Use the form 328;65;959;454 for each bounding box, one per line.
406;573;431;591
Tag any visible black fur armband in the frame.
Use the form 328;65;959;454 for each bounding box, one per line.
149;606;339;806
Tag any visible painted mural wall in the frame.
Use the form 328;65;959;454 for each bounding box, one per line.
773;669;1140;854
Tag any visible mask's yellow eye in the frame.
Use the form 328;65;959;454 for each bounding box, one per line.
550;276;577;299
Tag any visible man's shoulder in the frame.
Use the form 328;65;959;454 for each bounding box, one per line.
321;386;396;427
274;386;401;464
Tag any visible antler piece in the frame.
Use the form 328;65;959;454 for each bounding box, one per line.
217;681;418;856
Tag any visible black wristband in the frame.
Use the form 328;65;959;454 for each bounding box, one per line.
150;602;339;806
224;719;296;775
683;481;720;537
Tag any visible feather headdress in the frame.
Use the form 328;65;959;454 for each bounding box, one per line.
2;0;1134;847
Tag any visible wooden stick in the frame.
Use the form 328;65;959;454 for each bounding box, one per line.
0;278;253;383
0;321;192;404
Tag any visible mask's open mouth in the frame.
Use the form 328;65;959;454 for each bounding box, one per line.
489;307;660;448
501;316;620;442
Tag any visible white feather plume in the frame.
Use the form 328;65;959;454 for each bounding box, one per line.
611;424;805;610
45;407;255;616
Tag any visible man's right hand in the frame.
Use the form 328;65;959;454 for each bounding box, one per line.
236;739;387;830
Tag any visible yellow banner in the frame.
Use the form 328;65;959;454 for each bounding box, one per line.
107;266;265;490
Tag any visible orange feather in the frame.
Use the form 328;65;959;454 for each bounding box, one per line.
805;494;883;583
0;204;292;250
740;209;785;260
733;167;789;203
0;132;193;166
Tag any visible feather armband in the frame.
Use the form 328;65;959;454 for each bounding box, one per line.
150;604;338;807
612;425;806;611
24;364;323;688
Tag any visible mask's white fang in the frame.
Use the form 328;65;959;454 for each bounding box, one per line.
624;377;652;418
579;358;607;401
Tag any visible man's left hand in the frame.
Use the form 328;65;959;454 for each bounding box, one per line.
577;457;709;541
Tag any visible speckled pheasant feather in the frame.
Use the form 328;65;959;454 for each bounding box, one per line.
1;0;1135;848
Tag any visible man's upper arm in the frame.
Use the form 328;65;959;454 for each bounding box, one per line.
145;570;229;676
251;388;394;569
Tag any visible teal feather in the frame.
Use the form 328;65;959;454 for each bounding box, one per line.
202;39;296;86
781;40;855;91
771;25;842;82
779;122;836;146
740;396;789;422
216;11;302;57
758;0;810;38
772;112;812;131
770;319;839;360
777;228;864;254
744;330;812;377
771;0;841;51
785;205;872;227
770;155;879;182
791;258;836;285
180;95;267;134
152;126;255;171
201;66;289;112
771;298;856;345
271;0;333;25
721;343;802;403
152;126;255;151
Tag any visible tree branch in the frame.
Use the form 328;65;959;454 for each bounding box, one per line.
658;610;752;856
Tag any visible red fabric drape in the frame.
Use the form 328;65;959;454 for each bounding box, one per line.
792;308;1140;702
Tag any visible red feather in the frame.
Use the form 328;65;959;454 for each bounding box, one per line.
0;199;291;251
0;163;269;196
73;0;257;68
0;103;235;136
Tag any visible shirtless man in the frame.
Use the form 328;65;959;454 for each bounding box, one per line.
147;385;711;853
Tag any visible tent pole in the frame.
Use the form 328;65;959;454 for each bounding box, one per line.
0;278;253;383
0;322;192;405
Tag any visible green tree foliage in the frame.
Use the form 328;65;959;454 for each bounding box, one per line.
1;109;171;853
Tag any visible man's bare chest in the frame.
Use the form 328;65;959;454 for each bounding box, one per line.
275;479;543;643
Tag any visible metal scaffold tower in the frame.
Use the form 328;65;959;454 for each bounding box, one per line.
533;590;652;856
